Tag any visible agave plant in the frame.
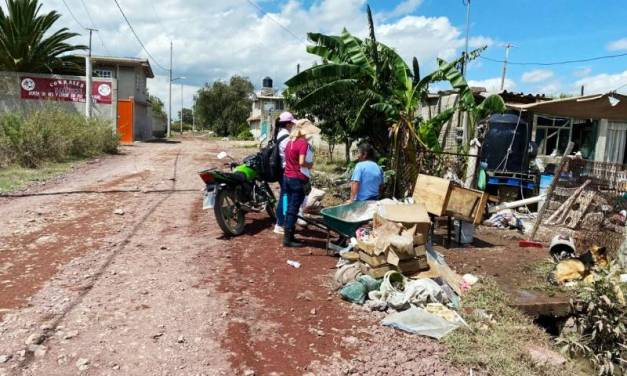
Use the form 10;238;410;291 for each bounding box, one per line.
285;6;505;194
0;0;86;73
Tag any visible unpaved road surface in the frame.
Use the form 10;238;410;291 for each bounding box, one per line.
0;137;457;375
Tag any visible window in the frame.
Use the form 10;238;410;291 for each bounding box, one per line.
94;69;112;78
275;100;284;111
535;116;571;156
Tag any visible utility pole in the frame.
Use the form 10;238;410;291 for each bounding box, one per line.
192;95;196;133
85;28;96;118
462;0;471;78
167;41;173;138
180;82;184;134
500;43;514;91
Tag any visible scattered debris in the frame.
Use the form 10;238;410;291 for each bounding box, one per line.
75;358;90;371
526;345;567;368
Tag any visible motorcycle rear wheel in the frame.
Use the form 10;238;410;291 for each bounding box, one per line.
214;188;246;236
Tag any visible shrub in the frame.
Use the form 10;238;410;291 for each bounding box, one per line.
0;107;118;168
557;263;626;375
236;128;254;141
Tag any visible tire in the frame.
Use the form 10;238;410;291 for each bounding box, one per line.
214;188;246;236
266;202;276;221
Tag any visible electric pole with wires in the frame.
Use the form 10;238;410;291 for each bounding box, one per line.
85;28;97;118
168;41;173;138
500;43;515;91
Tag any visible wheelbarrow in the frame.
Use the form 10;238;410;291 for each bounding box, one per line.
297;201;377;252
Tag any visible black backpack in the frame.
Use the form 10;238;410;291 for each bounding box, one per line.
258;134;288;182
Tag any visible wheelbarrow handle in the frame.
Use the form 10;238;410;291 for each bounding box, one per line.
297;214;336;233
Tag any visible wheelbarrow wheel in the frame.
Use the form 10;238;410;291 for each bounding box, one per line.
214;188;246;236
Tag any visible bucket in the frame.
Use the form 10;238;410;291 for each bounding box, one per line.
539;174;554;208
453;221;474;244
549;234;576;261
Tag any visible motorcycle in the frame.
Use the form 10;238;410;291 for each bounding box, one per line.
198;154;276;236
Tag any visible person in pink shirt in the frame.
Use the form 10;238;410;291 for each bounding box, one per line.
282;119;320;247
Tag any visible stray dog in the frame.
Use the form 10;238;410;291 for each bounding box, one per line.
551;245;608;284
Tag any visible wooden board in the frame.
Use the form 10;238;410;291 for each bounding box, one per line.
359;251;388;267
412;175;452;216
364;256;428;278
445;185;489;225
386;248;417;266
397;256;429;274
566;191;595;229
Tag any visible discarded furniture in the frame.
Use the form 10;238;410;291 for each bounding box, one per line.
412;174;489;225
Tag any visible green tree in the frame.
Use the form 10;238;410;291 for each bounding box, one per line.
285;83;362;162
177;108;193;124
285;6;505;194
148;95;166;120
195;75;254;136
0;0;86;73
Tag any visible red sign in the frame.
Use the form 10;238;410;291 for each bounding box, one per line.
19;76;112;104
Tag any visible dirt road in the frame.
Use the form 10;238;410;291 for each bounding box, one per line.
0;137;457;376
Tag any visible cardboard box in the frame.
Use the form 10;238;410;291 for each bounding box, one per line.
412;175;452;216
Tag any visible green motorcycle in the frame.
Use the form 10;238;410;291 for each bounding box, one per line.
198;154;276;236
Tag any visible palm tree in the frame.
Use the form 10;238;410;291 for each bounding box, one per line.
285;6;506;194
0;0;86;74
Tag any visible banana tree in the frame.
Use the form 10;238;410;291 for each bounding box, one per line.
285;6;505;194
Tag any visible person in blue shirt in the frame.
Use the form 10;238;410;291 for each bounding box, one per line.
350;143;383;202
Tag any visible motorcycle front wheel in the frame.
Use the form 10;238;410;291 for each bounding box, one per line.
214;188;246;236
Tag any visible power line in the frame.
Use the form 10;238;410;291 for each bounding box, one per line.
479;51;627;66
244;0;306;43
60;0;86;29
79;0;112;56
111;0;169;71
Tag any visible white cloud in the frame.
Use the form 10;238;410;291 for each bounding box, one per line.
381;0;423;19
573;67;592;78
607;38;627;51
521;69;554;83
575;70;627;94
535;82;562;96
467;77;515;93
35;0;491;115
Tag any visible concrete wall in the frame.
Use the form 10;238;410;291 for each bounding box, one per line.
420;93;464;153
0;71;117;122
133;102;153;140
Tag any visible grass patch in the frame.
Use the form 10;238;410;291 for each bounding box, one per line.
521;259;566;297
0;161;76;192
445;279;583;376
0;106;118;168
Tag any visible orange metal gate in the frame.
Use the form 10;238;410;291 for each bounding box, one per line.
117;99;134;144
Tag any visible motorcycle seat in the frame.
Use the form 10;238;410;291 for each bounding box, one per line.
225;172;247;183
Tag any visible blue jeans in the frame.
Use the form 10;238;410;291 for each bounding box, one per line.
276;175;287;226
284;177;307;231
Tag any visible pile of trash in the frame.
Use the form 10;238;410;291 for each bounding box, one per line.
332;200;479;339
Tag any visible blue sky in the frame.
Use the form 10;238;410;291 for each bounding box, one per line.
38;0;627;114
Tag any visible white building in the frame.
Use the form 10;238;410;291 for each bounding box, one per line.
247;77;286;141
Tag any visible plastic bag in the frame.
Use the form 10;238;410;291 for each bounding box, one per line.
340;281;367;304
381;306;460;339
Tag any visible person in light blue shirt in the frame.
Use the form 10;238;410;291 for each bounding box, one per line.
350;143;383;201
